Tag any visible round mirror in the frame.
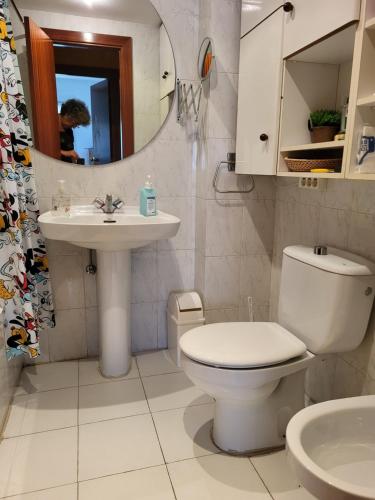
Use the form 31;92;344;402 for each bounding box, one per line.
198;37;214;81
13;0;175;165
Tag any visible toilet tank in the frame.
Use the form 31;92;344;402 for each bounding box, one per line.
278;246;375;354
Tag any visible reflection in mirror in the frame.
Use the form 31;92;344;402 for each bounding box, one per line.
198;37;214;81
11;0;175;165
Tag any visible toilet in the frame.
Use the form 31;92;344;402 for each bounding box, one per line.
180;245;375;455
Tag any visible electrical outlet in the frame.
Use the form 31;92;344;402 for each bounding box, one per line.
298;177;327;190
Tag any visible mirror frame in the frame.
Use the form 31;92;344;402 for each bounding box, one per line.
197;37;215;81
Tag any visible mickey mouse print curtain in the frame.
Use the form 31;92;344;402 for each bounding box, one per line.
0;0;54;359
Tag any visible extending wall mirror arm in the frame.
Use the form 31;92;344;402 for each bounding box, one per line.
176;79;202;123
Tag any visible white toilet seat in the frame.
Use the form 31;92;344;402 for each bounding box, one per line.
179;322;307;369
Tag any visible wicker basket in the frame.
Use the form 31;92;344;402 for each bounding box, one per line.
284;157;341;172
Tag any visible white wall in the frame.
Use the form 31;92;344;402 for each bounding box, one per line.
194;0;275;323
27;0;200;362
18;8;161;152
270;178;375;402
0;311;23;431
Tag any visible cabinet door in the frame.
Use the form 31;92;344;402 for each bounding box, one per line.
235;10;283;175
283;0;360;58
160;24;175;99
241;0;282;37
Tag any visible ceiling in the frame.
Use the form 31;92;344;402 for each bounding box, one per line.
16;0;161;26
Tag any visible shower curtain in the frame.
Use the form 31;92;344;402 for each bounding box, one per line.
0;0;54;359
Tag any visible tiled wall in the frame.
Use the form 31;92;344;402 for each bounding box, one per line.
29;0;200;362
19;9;161;153
0;308;22;429
24;0;278;363
270;178;375;402
194;0;275;324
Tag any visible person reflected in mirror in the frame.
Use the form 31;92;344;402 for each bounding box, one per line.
59;99;90;163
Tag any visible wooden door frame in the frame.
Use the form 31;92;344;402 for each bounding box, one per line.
44;28;134;157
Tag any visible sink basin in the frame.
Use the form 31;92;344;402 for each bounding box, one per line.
39;205;181;251
286;395;375;500
39;204;180;378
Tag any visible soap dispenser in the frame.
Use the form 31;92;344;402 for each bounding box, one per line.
140;175;157;216
52;179;71;214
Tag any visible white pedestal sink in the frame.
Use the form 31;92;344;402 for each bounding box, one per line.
39;205;180;377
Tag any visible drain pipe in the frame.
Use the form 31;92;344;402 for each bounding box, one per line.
86;249;97;275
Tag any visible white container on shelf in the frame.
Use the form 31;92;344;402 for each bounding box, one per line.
167;291;205;367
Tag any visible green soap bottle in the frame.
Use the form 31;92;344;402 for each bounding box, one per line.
140;175;157;216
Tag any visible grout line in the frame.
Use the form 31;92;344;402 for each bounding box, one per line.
135;357;178;500
247;457;276;500
0;482;77;499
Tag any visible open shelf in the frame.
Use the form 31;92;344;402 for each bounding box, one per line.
278;171;344;179
357;94;375;106
280;141;345;152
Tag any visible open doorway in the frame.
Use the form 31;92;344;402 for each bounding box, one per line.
54;43;122;164
24;18;134;162
56;74;110;165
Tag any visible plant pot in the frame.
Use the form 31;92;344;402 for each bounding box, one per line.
310;126;339;143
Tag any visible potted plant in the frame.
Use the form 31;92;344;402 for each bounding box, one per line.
308;109;341;143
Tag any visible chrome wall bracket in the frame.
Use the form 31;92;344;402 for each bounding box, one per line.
213;153;255;194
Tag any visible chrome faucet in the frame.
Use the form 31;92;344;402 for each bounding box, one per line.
93;194;124;214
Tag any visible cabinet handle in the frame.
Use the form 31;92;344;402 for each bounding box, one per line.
259;133;269;142
283;2;294;12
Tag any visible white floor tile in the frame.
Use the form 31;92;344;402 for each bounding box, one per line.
136;350;181;377
251;450;317;499
143;372;213;412
79;414;164;481
79;358;139;386
7;484;77;499
78;378;148;424
0;427;77;497
168;454;271;500
152;404;218;463
4;388;78;437
15;362;78;395
79;465;175;500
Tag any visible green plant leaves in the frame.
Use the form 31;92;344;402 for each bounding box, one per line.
309;109;341;127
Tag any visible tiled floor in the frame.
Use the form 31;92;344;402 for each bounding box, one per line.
0;350;316;499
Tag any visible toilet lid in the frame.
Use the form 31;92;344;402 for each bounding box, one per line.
179;322;307;369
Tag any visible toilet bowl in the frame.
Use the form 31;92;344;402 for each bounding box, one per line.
180;246;375;455
181;321;314;454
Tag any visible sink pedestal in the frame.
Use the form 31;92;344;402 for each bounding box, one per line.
96;250;131;377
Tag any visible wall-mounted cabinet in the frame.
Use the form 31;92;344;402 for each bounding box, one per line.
283;0;360;58
236;0;375;181
235;10;283;175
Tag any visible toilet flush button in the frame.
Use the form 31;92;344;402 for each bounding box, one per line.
313;245;328;255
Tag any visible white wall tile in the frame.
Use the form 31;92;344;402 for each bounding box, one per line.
131;303;158;352
49;255;85;310
242;199;275;256
318;207;350;250
204;256;240;309
205;200;243;256
156;250;195;302
207;72;238;139
240;255;272;304
48;309;87;362
131;252;158;303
